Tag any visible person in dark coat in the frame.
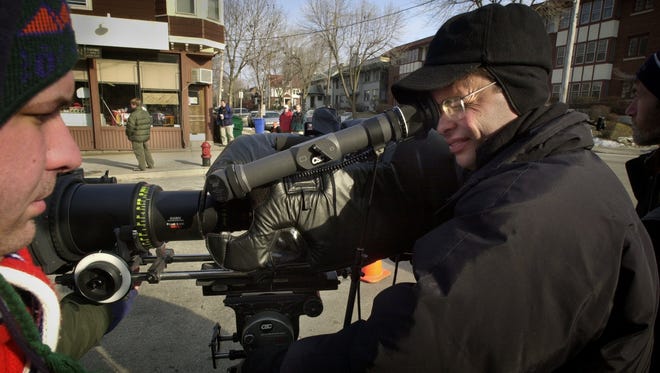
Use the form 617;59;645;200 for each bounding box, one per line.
125;97;155;171
217;99;234;145
625;50;660;372
207;4;658;372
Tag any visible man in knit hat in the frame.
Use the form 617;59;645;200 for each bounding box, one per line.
0;1;135;371
205;4;658;372
626;50;660;371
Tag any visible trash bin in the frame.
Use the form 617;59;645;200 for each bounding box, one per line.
232;116;243;138
253;118;265;134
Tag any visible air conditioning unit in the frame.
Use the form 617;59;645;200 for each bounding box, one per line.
191;68;213;84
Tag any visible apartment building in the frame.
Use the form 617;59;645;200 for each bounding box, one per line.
387;1;659;117
547;0;659;114
64;0;224;150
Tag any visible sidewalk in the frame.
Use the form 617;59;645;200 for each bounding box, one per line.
81;127;257;182
81;140;225;182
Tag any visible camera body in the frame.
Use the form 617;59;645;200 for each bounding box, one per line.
28;168;338;366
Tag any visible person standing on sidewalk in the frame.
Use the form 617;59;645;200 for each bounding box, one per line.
278;105;293;133
125;98;155;171
0;0;137;371
218;99;234;145
291;104;304;134
625;50;660;371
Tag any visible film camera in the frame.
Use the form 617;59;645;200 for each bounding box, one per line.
28;104;436;368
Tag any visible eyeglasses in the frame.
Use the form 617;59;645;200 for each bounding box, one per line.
439;81;497;121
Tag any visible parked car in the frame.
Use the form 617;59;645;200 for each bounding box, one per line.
304;109;315;124
340;111;353;122
233;108;250;125
263;111;279;131
247;110;259;127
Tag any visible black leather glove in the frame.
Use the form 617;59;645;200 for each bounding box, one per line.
204;132;458;272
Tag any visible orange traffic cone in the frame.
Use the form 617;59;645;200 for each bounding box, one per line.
360;260;391;283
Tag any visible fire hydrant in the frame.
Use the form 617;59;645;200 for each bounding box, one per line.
201;141;212;167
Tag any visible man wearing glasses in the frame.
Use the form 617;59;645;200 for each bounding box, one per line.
209;4;658;372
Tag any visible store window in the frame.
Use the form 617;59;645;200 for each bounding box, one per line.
97;56;181;127
61;60;92;126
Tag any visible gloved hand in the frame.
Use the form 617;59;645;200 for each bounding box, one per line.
204;131;458;272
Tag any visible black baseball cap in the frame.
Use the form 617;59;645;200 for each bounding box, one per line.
392;3;553;115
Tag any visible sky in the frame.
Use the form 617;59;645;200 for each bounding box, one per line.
280;0;443;46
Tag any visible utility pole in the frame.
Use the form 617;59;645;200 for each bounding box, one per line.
560;0;580;103
217;49;224;107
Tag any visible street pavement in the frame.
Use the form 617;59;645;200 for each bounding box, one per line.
80;140;225;182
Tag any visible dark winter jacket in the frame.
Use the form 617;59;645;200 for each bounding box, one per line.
218;104;233;126
282;103;659;372
626;148;660;371
126;107;152;142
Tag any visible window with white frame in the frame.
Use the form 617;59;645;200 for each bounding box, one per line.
570;83;581;100
579;2;592;25
574;43;586;64
585;41;597;63
66;0;91;9
208;0;220;20
556;45;566;67
627;35;648;57
596;39;608;61
580;82;591;97
633;0;654;12
176;0;195;14
590;0;603;21
551;84;561;99
591;81;602;98
602;0;614;18
559;9;571;29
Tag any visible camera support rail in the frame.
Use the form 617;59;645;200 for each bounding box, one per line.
55;245;341;371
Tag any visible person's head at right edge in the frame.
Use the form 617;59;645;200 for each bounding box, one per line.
626;51;660;146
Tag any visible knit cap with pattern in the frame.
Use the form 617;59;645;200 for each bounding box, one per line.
0;0;79;126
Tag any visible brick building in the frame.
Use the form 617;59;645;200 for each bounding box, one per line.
64;0;224;150
387;1;660;117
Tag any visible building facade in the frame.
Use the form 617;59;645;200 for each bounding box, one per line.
547;0;660;114
65;0;224;150
386;1;659;117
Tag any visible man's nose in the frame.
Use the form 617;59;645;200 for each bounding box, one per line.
436;115;455;136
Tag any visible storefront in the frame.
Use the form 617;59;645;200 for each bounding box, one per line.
66;13;217;151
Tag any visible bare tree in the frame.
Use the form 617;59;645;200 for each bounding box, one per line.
222;0;282;109
417;0;560;22
302;0;403;114
277;35;326;111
